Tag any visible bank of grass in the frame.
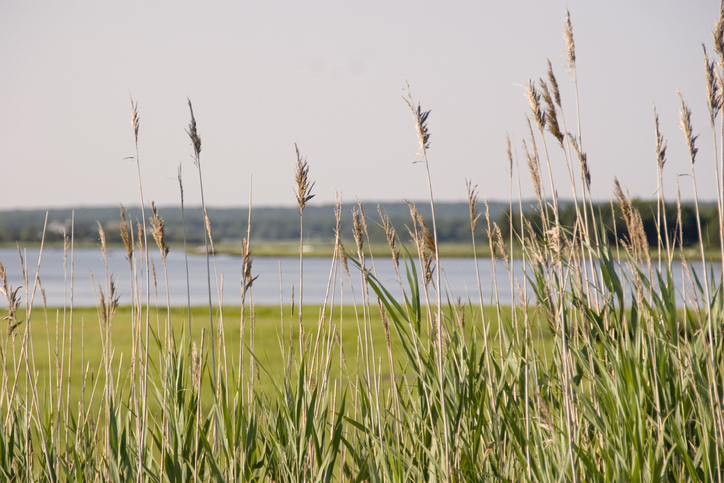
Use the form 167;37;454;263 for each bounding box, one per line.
2;6;724;482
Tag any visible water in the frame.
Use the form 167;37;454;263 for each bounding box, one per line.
0;248;720;308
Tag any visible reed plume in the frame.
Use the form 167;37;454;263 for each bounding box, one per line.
294;143;314;356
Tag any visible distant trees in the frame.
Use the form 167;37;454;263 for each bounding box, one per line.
0;200;718;250
497;200;720;250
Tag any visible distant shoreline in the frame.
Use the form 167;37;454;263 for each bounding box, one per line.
1;240;721;261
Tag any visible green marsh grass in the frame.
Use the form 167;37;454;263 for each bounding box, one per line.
1;6;724;481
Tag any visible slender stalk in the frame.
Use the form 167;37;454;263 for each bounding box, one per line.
293;143;315;359
403;83;449;480
129;96;151;482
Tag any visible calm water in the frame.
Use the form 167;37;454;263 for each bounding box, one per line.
0;248;720;308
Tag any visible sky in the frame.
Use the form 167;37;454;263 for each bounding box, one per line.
1;1;722;210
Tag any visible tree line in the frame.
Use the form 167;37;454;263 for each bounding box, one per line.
0;200;718;250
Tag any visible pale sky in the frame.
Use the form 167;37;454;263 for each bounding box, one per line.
1;1;721;210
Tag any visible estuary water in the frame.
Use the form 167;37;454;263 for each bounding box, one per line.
0;248;720;308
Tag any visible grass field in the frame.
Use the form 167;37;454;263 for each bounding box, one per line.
5;303;538;411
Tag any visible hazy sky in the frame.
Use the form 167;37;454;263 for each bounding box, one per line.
1;1;721;210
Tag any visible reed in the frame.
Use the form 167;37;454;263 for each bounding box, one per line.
1;6;723;482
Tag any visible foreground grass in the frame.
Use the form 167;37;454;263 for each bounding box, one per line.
5;303;537;411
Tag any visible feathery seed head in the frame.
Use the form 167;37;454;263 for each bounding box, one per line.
241;238;257;292
203;207;215;254
135;221;144;253
186;99;202;165
334;193;351;275
378;205;399;272
130;95;140;144
539;80;564;145
0;259;21;335
293;143;315;213
677;89;699;165
523;136;542;203
546;59;562;107
614;177;646;259
120;205;133;261
506;134;513;176
703;45;721;125
403;81;431;153
191;342;201;392
492;222;509;269
352;207;364;256
150;201;169;259
653;106;667;171
177;164;185;204
97;221;107;260
569;134;590;189
714;1;724;63
564;8;576;76
466;180;481;231
525;80;546;132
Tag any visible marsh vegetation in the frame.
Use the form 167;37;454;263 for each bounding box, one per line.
1;7;724;482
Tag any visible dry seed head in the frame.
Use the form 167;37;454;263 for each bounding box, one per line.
484;198;492;242
546;225;563;259
151;258;158;293
631;209;649;262
120;205;133;261
136;221;144;252
455;298;466;332
403;81;431;152
714;0;724;63
492;222;509;269
241;238;257;292
352;207;364;256
677;89;699;165
97;221;107;260
338;241;350;277
99;286;107;326
293;143;315;213
466;180;481;231
186;99;202;165
334;192;342;245
423;254;434;286
525;80;546;131
568;134;591;189
130;95;140;144
506;134;513;176
0;260;21;333
546;59;562;107
334;193;351;276
191;342;201;392
356;200;370;242
203;207;215;254
539;80;564;145
405;200;435;284
703;45;721;125
717;68;724;114
653;106;668;171
523;137;542;203
379;302;392;351
150;201;169;259
614;177;647;259
418;214;436;254
177;164;185;204
614;177;631;224
564;8;576;76
378;205;399;272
